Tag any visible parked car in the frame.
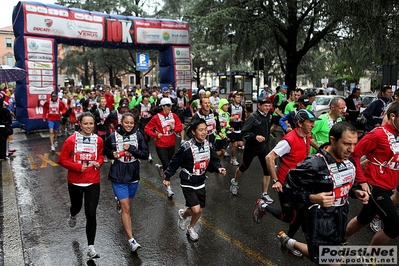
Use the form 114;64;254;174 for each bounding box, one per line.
359;93;378;113
314;95;344;117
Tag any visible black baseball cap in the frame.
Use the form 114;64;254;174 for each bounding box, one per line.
295;110;320;122
297;96;311;106
119;98;129;108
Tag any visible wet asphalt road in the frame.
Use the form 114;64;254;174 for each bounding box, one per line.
1;129;398;266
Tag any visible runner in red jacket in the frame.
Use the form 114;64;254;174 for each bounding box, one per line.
345;102;399;247
144;97;183;198
58;112;104;260
42;91;67;151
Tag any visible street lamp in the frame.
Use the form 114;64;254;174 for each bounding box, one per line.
227;31;235;92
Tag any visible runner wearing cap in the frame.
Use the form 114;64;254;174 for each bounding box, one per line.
144;97;183;198
279;95;311;133
253;109;320;258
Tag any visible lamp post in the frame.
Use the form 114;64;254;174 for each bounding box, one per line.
227;31;235;92
256;48;260;99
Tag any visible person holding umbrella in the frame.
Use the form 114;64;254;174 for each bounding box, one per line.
0;91;13;160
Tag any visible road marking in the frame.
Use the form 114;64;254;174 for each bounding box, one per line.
27;155;38;170
36;153;58;168
140;178;276;266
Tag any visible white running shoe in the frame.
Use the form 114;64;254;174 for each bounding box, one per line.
155;164;163;178
129;238;141;252
186;227;199;241
115;196;122;214
51;145;55;152
261;193;274;204
230;157;239;166
87;245;100;259
54;141;58;148
178;209;187;231
167;186;175;199
230;178;238;195
148;153;153;163
224;151;230;157
370;217;383;233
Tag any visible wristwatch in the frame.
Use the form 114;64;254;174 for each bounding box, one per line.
272;179;279;184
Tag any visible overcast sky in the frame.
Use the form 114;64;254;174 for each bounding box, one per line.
0;0;56;28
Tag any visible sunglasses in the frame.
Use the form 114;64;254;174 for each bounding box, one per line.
163;104;172;107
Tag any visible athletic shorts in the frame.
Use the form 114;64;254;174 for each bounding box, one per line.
112;181;139;200
182;186;206;208
357;185;399;239
229;132;243;143
272;115;281;125
215;138;228;151
48;120;60;130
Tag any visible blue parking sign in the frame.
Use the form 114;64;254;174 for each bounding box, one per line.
137;53;149;71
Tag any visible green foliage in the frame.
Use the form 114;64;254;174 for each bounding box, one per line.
54;0;399;90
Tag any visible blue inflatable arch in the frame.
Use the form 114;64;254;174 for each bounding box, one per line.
12;1;191;131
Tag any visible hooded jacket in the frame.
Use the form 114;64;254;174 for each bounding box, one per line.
105;125;149;183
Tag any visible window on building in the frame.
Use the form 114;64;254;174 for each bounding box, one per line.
7;57;14;66
144;76;149;85
5;38;12;48
129;76;135;85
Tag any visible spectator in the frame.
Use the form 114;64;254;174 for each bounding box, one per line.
345;88;362;126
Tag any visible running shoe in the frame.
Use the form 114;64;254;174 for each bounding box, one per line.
68;215;77;228
369;217;383;233
178;209;187;230
186;227;198;241
277;231;290;253
51;145;55;152
115;196;122;214
289;249;303;258
261;193;274;204
54;141;58;148
155;164;163;178
87;245;100;259
224;151;230;157
167;186;175;199
252;198;266;223
148;153;152;163
230;178;239;195
129;238;141;252
230;158;239;166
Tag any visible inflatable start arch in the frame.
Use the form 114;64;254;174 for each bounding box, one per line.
12;1;191;131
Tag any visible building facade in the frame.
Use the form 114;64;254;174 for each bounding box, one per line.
0;26;15;66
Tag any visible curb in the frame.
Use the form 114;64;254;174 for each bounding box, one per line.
1;160;24;265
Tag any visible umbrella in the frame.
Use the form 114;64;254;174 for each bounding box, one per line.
0;65;28;83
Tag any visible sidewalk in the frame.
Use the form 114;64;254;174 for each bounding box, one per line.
1;159;24;265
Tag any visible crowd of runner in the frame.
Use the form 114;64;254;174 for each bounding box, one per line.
35;83;399;265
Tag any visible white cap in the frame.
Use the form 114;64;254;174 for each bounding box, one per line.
160;97;173;106
199;89;206;94
58;92;63;99
263;84;269;88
